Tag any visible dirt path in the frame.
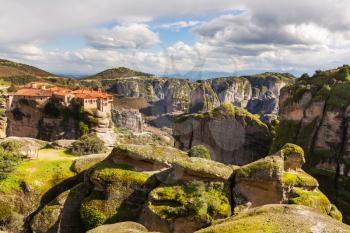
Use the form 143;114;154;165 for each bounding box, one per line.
37;149;76;161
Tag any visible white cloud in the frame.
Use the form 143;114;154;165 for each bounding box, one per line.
1;0;350;75
158;21;201;30
86;24;160;49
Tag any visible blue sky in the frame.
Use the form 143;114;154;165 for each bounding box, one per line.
0;0;350;78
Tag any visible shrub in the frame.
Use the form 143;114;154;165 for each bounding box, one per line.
189;145;211;160
0;141;23;180
72;134;105;156
79;121;90;136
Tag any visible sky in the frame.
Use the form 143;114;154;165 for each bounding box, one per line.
0;0;350;77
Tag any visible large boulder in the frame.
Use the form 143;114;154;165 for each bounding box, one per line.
174;103;272;165
112;108;144;133
195;204;350;233
87;221;157;233
80;144;234;232
234;144;342;221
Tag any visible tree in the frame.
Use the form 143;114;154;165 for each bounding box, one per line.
189;145;211;160
71;134;105;156
0;141;23;180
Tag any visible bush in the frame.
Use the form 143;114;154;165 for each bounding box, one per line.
189;145;211;160
79;121;90;136
0;140;23;180
72;134;105;156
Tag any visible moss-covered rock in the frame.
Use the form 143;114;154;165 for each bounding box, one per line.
110;144;188;169
87;221;154;233
81;159;159;230
172;157;234;181
194;204;350;233
31;183;90;233
174;103;272;165
71;153;108;173
234;144;342;221
139;181;231;233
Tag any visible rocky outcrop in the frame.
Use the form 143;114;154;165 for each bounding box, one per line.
64;143;340;233
173;103;272;165
195;204;350;233
90;110;116;147
87;221;156;233
272;65;350;223
234;144;341;221
112;108;144;132
88;73;292;117
5;97;116;146
189;73;293;115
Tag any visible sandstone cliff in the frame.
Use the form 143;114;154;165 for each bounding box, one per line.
112;108;144;133
84;71;293;118
272;65;350;223
173;103;272;165
6;97;116;146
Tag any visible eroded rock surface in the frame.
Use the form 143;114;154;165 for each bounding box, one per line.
173;103;272;165
272;65;350;223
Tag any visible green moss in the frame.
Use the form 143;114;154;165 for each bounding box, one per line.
282;171;318;187
148;181;230;223
91;160;150;185
195;204;349;233
71;154;107;173
236;156;283;179
111;144;188;165
289;187;341;220
189;145;211;160
281;143;305;161
174;157;234;180
80;201;106;230
177;103;267;129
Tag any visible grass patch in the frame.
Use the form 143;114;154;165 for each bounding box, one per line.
0;158;75;195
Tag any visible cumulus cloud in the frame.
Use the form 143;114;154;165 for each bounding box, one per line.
86;24;160;49
0;0;236;44
1;0;350;75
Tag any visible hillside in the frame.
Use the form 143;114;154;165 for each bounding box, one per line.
84;67;153;80
0;59;52;78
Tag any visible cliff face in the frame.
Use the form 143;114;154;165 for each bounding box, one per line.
112;108;144;133
6;97;115;145
84;73;293;117
173;103;272;165
272;65;350;223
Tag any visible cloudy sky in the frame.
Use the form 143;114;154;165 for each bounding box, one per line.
0;0;350;77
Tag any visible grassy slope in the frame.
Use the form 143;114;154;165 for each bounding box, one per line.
0;149;76;195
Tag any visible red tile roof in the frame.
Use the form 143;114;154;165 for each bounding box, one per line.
12;86;112;100
73;90;113;99
13;88;53;97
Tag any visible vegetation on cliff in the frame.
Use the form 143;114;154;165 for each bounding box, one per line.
189;145;211;160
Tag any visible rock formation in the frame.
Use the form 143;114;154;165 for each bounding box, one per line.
195;204;350;233
84;71;293;118
173;103;272;165
272;65;350;223
29;143;342;233
112;108;144;133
